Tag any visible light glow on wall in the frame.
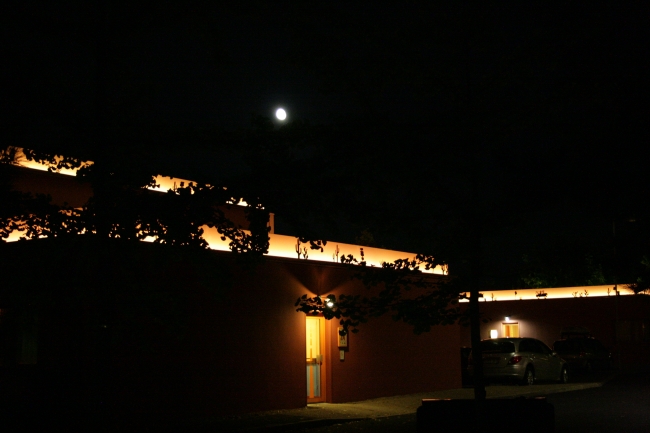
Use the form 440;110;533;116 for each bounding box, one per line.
11;147;91;176
150;175;198;193
459;285;633;301
200;226;444;274
11;147;249;205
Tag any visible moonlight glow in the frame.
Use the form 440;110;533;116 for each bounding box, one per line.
275;108;287;121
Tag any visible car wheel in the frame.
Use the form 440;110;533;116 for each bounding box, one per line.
521;367;534;386
559;366;569;384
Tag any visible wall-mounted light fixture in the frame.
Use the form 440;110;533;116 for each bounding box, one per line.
317;295;336;309
505;316;510;322
337;326;348;348
490;329;498;339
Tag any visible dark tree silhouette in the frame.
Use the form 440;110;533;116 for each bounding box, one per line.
1;147;270;255
295;253;460;336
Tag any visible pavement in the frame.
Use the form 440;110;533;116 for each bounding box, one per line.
204;375;613;432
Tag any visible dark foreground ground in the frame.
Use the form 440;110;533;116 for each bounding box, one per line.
290;370;650;433
2;369;643;432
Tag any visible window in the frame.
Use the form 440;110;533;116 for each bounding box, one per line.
534;340;552;354
518;339;535;353
480;340;515;353
502;322;519;338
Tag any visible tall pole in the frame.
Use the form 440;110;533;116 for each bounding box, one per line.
469;154;486;401
613;218;621;369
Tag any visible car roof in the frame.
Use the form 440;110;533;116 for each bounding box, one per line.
554;336;597;341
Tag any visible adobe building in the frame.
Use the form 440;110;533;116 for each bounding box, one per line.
9;147;646;419
0;149;460;417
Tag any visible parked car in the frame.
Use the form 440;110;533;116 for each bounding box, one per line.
552;337;612;372
468;338;568;385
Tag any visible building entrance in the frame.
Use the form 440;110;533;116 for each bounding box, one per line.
306;316;326;403
502;322;520;337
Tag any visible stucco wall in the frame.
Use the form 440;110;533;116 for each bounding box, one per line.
327;315;460;402
158;256;461;414
284;261;461;404
172;257;308;416
6;164;92;207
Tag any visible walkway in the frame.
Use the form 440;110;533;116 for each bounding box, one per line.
207;379;608;432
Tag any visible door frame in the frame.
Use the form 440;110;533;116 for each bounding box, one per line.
306;315;328;403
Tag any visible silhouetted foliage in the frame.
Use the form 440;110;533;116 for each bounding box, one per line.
295;253;459;335
0;147;270;256
626;256;650;295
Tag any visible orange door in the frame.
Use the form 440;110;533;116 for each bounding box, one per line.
503;322;520;337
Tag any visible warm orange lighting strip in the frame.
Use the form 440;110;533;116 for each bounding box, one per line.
13;147;91;176
11;147;245;203
201;227;444;274
459;285;633;301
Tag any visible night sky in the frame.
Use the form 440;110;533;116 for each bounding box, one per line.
2;2;649;287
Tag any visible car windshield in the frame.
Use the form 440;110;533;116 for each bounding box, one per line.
480;340;515;353
554;339;582;352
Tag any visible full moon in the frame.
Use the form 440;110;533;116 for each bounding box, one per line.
275;108;287;121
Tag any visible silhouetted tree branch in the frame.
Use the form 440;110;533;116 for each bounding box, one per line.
0;148;270;256
295;253;459;336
